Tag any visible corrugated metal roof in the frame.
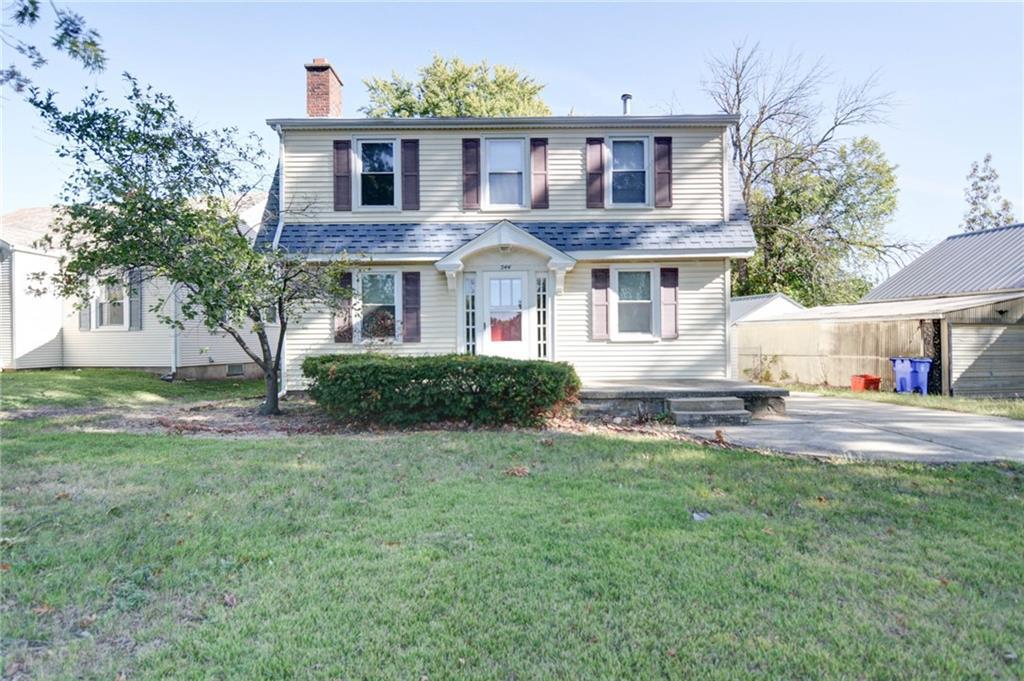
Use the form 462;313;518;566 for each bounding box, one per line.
863;223;1024;301
259;219;755;256
737;291;1024;323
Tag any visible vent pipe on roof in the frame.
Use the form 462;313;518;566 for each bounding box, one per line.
621;93;632;115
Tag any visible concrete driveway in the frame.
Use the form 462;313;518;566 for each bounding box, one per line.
690;393;1024;464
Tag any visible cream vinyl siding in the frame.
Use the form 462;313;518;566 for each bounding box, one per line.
283;266;455;390
62;277;174;368
282;128;725;224
177;323;280;368
0;254;12;368
62;276;277;369
554;259;728;383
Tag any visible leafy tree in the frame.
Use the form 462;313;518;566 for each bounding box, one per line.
704;42;910;305
743;138;898;305
363;55;550;118
961;153;1017;232
2;0;105;92
29;76;348;415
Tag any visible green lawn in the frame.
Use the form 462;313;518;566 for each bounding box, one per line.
0;369;263;411
3;419;1022;679
782;383;1024;421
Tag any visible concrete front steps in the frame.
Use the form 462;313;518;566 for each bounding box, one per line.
669;397;751;426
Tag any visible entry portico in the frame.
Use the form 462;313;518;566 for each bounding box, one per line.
435;220;575;359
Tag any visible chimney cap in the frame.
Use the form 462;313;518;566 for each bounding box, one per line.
305;57;343;85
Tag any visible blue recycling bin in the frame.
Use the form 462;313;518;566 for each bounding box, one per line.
910;358;932;396
890;357;913;393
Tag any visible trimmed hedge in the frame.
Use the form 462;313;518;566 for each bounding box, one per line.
301;353;581;427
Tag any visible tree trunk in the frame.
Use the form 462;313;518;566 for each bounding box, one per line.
260;368;281;416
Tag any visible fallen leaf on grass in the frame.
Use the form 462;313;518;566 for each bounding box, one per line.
78;614;97;628
222;592;238;608
504;466;530;478
816;496;829;505
0;562;10;571
937;577;952;587
31;604;55;615
714;430;727;444
54;491;71;501
762;527;775;536
539;437;554;447
667;648;677;658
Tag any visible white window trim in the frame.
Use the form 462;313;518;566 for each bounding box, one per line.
354;270;403;344
606;136;652;208
92;280;130;331
481;136;529;211
609;265;660;342
353;138;401;211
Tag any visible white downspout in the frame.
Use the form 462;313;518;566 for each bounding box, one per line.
170;283;179;375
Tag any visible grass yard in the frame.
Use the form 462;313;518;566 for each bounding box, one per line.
781;383;1024;421
0;369;263;411
3;418;1023;679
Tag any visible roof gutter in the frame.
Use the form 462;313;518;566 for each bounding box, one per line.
265;113;740;131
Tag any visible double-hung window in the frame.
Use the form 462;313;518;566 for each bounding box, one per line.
484;138;526;208
610;138;648;205
357;140;398;208
96;282;126;328
612;268;656;338
360;272;399;341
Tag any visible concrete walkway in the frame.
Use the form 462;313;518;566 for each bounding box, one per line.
690;393;1024;464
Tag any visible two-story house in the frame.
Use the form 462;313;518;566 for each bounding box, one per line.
262;58;755;392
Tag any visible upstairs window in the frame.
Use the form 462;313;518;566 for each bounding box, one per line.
610;139;648;205
96;282;126;328
357;140;397;207
484;138;526;207
360;272;398;340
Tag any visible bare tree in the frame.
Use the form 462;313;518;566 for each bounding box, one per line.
703;41;913;303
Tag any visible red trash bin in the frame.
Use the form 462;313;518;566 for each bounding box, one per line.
851;374;881;392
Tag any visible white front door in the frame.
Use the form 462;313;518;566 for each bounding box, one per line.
480;271;530;359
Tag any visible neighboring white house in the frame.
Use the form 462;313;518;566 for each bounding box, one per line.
262;58;756;391
1;202;277;378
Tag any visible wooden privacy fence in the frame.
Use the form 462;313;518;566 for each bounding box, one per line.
734;318;933;391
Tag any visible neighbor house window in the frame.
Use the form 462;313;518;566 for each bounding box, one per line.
610;139;648;205
615;269;653;335
357;140;397;207
96;282;126;328
360;272;398;340
484;138;526;207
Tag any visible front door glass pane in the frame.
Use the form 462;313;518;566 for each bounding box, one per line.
489;277;523;342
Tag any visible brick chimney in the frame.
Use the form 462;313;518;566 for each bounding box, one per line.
305;57;343;117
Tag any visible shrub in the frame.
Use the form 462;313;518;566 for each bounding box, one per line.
301;353;581;427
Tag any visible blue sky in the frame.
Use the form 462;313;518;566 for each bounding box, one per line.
3;1;1022;249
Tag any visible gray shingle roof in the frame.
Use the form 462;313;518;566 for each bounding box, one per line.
862;223;1024;302
258;219;754;256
